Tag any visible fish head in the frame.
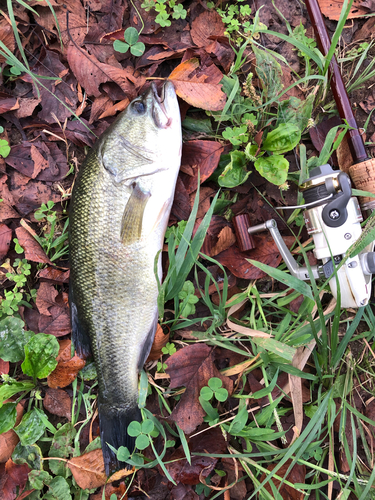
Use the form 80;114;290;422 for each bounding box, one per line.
98;81;182;182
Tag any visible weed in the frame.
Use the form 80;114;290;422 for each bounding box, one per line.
114;27;145;57
140;0;187;27
0;126;10;158
1;258;36;318
33;201;69;262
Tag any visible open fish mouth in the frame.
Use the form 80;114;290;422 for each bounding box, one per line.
151;81;177;129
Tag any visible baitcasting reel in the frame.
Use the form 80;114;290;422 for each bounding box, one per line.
244;165;375;308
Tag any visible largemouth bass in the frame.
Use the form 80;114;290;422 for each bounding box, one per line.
69;82;182;474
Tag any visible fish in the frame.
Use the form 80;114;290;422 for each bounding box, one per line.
69;81;182;474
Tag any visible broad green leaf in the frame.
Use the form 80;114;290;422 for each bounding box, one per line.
44;476;72;500
253;46;283;100
12;442;43;469
218;150;250;188
79;361;97;381
116;446;130;462
254;154;289;185
261;123;301;154
253;337;296;362
128;421;141;437
135;433;150;450
200;386;213;401
15;408;45;446
84;435;101;453
215;388;228;402
141;419;154;435
130;42;145;57
0;317;34;362
113;40;129;53
248;259;314;300
124;26;139;45
21;333;59;380
27;469;52;490
0;402;17;434
0;381;35;406
252;369;279;399
48;422;76;476
276;94;314;131
138;369;148;409
228;403;248;435
208;377;222;391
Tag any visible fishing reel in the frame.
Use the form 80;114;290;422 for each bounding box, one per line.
236;165;375;308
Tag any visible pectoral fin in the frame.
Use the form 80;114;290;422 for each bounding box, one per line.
121;183;151;244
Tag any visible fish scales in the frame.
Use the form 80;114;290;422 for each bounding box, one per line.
69;82;182;474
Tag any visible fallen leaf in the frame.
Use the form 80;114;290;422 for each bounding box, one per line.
199;215;236;257
180;140;224;194
36;282;59;316
0;402;24;463
166;427;227;484
354;17;375;41
216;234;295;280
43;388;72;420
13;98;41;119
1;460;31;500
15;227;52;264
147;324;170;361
0;19;15;64
67;449;132;489
190;10;225;48
90;482;128;500
171;176;191;221
0;93;18;114
317;0;369;19
0;359;9;375
0;224;12;259
205;36;235;74
166;344;233;434
98;98;130;119
47;339;86;389
260;459;306;499
169;58;226;111
39;267;70;284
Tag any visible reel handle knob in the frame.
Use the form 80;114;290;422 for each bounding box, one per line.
232;214;256;252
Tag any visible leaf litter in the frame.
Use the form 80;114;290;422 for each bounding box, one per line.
0;0;375;498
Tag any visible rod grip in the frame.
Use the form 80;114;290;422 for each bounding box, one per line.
349;158;375;210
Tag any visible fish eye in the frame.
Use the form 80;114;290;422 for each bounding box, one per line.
132;101;145;114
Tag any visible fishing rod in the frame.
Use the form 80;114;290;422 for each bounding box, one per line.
233;1;375;308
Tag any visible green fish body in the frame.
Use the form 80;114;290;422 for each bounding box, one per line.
69;82;182;474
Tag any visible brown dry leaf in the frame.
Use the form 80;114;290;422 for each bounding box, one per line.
0;93;18;114
13;98;41;119
67;449;132;489
36;282;58;316
190;10;224;48
180;140;224;194
90;482;128;500
0;19;15;64
15;227;53;264
166;344;233;434
43;388;72;420
171;176;191;221
260;459;306;499
166;427;227;485
216;233;295;280
147;324;170;361
0;359;9;375
2;460;31;500
39;267;70;284
317;0;369;19
0;224;12;259
47;339;86;388
169;58;226;111
200;215;236;257
89;94;113;124
99;98;130;119
0;402;24;463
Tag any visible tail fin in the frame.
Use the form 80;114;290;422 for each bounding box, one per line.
98;402;141;475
